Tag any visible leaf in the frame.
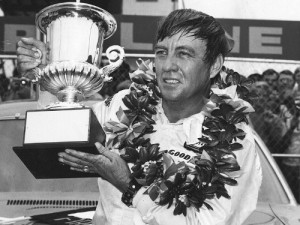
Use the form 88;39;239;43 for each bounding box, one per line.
235;106;248;114
210;94;224;104
139;147;148;163
164;161;186;180
196;159;214;168
200;150;212;161
135;177;146;186
203;202;213;210
124;147;139;162
148;144;160;159
211;109;222;118
103;120;123;132
131;75;146;85
116;107;130;125
230;142;243;151
163;153;174;172
174;173;186;186
111;123;128;133
148;185;160;201
219;103;234;114
132;122;148;134
174;201;186;216
218;175;238;186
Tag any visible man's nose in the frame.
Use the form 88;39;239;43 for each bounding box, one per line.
162;55;179;72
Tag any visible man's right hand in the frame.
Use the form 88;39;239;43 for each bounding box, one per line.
16;37;47;79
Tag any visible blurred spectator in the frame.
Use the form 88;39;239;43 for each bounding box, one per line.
0;67;9;102
262;69;279;89
279;96;300;202
249;80;286;153
293;67;300;95
278;69;295;99
2;67;32;101
99;61;132;98
248;73;262;83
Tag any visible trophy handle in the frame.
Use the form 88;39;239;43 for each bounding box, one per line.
100;45;125;82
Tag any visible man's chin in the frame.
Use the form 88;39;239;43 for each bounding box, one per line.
161;93;179;102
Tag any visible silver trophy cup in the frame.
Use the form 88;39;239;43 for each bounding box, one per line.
35;2;125;108
14;3;124;178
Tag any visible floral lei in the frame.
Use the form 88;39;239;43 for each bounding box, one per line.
104;59;257;216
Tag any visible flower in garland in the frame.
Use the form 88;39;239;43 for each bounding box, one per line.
120;138;164;186
104;107;150;148
129;58;162;101
212;66;259;106
145;156;193;216
129;58;156;82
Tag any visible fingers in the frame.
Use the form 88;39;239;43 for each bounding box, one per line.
95;142;113;162
17;45;41;59
58;148;108;173
17;61;41;72
58;151;91;170
20;37;46;52
69;166;96;173
17;37;48;73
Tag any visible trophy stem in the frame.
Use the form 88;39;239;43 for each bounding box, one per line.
58;86;84;103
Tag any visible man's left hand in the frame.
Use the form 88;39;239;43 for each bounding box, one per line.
58;142;131;193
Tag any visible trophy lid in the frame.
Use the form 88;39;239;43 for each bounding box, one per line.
36;2;117;39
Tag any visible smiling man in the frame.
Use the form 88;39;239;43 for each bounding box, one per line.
154;33;217;122
16;9;261;225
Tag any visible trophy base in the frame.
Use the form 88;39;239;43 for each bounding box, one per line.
13;145;99;179
13;107;105;179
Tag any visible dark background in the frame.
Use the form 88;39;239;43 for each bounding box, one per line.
0;0;122;16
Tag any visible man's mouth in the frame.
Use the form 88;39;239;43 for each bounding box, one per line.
164;79;179;84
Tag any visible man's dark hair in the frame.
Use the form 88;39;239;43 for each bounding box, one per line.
262;69;279;79
248;73;263;82
278;69;295;82
294;67;300;75
155;9;231;67
280;69;293;76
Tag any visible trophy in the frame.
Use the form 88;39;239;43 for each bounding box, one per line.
13;2;125;178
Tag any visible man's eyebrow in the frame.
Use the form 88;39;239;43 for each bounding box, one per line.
176;45;195;54
176;45;194;51
154;45;195;53
154;44;166;50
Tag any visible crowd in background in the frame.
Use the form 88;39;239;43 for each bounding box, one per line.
249;67;300;202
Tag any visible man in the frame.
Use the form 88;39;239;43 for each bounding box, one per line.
262;68;279;89
294;67;300;95
17;9;261;225
278;69;295;99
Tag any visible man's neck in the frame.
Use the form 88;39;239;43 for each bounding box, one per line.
162;97;207;123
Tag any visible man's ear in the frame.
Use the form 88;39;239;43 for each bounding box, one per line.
209;54;224;79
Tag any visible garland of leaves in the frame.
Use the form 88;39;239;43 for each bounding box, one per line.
104;60;257;216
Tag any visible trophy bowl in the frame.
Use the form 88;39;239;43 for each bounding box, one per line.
35;2;125;108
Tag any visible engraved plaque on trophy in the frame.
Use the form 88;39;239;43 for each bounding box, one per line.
13;2;125;178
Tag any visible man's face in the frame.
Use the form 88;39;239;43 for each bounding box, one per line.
263;73;278;87
154;32;211;104
278;73;294;90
